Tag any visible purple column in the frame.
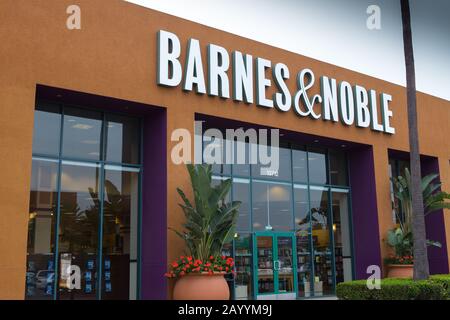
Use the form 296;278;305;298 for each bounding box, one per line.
141;109;168;299
348;146;382;279
421;157;449;274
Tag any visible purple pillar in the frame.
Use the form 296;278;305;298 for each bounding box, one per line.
141;109;168;299
421;157;449;274
348;146;382;279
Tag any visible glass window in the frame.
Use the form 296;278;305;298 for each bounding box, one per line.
252;144;291;181
58;161;100;300
292;146;308;183
62;107;102;161
233;178;251;232
309;186;333;296
252;181;292;231
105;114;140;164
234;234;253;300
203;134;231;176
101;166;140;300
233;140;251;177
294;184;313;297
25;158;58;300
332;190;353;284
294;184;309;231
32;104;61;156
308;148;328;185
27;104;142;300
329;151;348;186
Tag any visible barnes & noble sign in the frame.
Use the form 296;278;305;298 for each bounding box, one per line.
156;30;395;135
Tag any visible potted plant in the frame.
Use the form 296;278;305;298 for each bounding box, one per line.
386;168;449;278
165;164;241;300
385;227;414;278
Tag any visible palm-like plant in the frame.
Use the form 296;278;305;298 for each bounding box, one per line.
172;164;241;262
391;167;450;249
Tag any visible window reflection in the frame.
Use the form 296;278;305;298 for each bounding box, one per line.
332;190;352;284
203;134;231;176
252;144;291;181
102;166;139;300
233;140;251;177
252;181;292;231
200;131;353;298
329;152;348;186
27;104;142;300
58;161;100;300
310;187;333;296
32;104;61;156
62;108;102;161
233;179;251;232
308;148;328;185
105;115;140;164
294;184;312;297
292;146;308;183
25;159;58;300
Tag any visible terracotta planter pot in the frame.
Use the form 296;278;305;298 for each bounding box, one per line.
173;273;230;300
386;264;414;278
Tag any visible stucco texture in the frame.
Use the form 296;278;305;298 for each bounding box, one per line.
0;0;449;299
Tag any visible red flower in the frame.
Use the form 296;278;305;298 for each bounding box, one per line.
171;262;179;268
209;256;214;260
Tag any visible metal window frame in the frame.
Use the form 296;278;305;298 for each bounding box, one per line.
202;132;354;299
28;101;143;300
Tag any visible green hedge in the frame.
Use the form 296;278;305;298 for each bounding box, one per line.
336;276;450;300
430;274;450;298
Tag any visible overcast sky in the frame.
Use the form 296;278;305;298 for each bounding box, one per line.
125;0;450;101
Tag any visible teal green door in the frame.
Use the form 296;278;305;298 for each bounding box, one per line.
253;233;298;299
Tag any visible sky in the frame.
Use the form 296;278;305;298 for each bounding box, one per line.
125;0;450;101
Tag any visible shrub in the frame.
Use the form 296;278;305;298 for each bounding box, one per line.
336;278;447;300
429;274;450;299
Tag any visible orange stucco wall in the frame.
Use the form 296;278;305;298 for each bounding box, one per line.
0;0;449;299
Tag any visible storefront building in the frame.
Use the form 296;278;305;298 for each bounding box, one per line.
0;0;449;300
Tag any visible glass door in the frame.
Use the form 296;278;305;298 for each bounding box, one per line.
254;235;275;299
253;233;297;300
276;235;296;299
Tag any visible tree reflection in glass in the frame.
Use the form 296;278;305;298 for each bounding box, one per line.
58;162;100;300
